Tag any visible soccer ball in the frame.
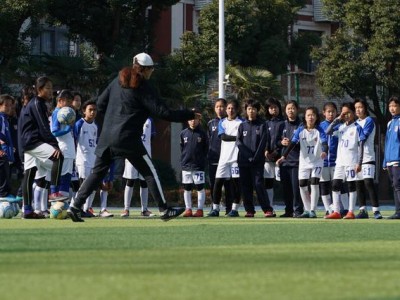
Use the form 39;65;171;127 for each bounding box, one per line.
50;201;69;220
0;202;15;219
57;107;76;125
11;203;19;217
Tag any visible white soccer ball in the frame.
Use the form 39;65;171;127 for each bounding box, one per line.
57;107;76;125
50;201;69;220
0;202;15;219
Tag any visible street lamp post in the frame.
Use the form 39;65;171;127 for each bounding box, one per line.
218;0;225;99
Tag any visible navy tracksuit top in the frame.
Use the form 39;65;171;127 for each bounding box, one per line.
236;118;268;167
207;118;222;164
180;125;208;171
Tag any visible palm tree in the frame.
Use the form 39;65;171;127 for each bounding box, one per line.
225;64;281;101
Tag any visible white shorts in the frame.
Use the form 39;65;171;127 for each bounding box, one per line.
356;164;376;180
333;166;358;182
298;166;323;180
24;143;55;175
264;162;281;181
61;158;74;176
77;165;93;179
182;170;205;184
123;159;144;180
320;166;335;182
215;162;240;179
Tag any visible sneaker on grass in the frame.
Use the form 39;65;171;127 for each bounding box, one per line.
120;209;130;218
141;210;156;217
160;207;185;221
68;206;84;222
99;209;114;218
226;210;239;217
192;209;203;217
207;209;219;217
356;209;369;219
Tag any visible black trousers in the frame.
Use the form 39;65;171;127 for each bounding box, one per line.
239;164;272;213
279;165;303;215
74;145;168;210
208;163;232;211
0;158;11;197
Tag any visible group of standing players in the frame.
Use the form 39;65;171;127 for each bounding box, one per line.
181;95;400;220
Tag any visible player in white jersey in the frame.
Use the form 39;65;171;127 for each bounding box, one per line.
208;100;243;217
277;107;328;218
121;118;156;217
353;98;382;219
74;100;98;217
51;90;76;199
325;102;366;219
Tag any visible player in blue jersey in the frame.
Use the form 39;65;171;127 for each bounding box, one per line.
383;96;400;219
319;102;349;216
180;110;208;217
277;106;328;218
353;98;382;219
0;94;16;201
325;102;366;219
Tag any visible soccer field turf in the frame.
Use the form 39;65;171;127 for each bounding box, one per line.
0;210;399;300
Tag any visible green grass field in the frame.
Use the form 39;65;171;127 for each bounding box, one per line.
1;209;400;300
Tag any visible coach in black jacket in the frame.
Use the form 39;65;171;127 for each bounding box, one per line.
68;53;198;222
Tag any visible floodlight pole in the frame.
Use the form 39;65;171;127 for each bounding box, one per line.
218;0;225;99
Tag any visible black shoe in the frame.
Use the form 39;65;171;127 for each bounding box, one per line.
340;209;349;218
160;207;185;222
280;212;293;218
67;206;84;222
387;213;400;219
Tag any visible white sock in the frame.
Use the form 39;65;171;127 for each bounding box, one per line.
197;189;205;210
40;188;48;211
359;205;366;211
340;193;349;210
140;187;149;211
310;184;319;211
84;191;96;211
212;204;220;211
266;189;274;207
232;203;240;211
372;206;380;212
33;186;44;212
124;186;133;210
332;191;341;213
100;190;108;211
184;190;192;209
299;186;311;211
321;195;331;212
348;191;356;212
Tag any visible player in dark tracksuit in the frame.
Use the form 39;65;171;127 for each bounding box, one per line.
278;100;303;217
68;53;197;222
237;99;274;217
207;98;232;214
180;117;208;217
264;97;285;208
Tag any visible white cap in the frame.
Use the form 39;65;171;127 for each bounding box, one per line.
133;53;154;67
